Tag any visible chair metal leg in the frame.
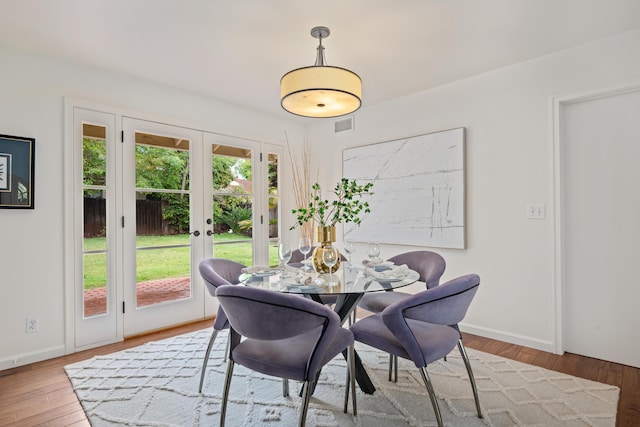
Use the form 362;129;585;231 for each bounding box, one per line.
198;329;219;393
282;378;289;397
388;354;398;382
224;334;230;362
393;355;398;382
349;343;357;415
219;359;235;427
419;367;444;427
344;361;350;413
457;339;483;418
344;343;357;414
299;381;313;427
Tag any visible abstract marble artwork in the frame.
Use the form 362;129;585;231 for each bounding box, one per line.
343;128;465;248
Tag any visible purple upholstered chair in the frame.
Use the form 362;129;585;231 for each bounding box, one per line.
216;285;357;427
358;250;446;313
350;274;483;427
357;250;446;380
197;258;246;393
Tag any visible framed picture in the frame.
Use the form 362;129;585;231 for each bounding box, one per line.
0;134;35;209
343;127;465;249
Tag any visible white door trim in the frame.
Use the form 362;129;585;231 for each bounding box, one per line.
551;77;640;354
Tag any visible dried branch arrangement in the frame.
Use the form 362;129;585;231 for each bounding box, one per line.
286;134;316;239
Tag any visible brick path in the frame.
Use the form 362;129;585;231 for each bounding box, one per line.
83;277;191;317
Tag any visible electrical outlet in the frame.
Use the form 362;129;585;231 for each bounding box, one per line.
26;317;39;333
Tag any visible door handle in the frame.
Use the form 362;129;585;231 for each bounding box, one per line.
206;230;213;236
190;230;201;237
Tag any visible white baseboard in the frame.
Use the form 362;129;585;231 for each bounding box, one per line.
0;326;557;372
0;345;67;371
460;323;557;354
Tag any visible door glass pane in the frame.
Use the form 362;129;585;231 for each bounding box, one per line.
267;152;279;266
212;145;253;266
135;132;191;308
82;124;108;317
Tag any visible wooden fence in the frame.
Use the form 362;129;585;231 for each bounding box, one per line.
84;198;277;238
83;198;176;237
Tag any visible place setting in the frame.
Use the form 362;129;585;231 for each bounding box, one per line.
349;242;412;284
281;245;341;294
366;263;411;283
240;242;300;283
240;239;417;298
240;265;280;278
283;275;325;294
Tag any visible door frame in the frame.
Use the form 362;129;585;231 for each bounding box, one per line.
62;97;287;354
551;76;640;354
64;99;125;352
64;99;285;353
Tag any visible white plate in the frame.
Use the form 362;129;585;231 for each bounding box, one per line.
286;284;319;292
253;271;279;277
242;267;280;277
374;276;404;283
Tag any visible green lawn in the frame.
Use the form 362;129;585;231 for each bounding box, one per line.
83;233;278;289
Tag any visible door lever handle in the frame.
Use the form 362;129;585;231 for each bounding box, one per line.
206;230;213;236
190;230;201;237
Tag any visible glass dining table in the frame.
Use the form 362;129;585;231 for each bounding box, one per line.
240;262;420;394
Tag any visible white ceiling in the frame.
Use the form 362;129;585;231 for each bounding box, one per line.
1;0;640;121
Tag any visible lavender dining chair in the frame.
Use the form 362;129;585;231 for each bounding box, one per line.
350;274;483;427
197;258;246;393
357;250;446;313
357;250;446;380
216;285;357;427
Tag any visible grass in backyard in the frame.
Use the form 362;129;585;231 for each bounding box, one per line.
83;233;278;289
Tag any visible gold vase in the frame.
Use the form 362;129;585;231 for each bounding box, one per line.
311;225;341;273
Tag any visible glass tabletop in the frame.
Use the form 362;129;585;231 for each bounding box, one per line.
240;262;418;396
240;263;419;295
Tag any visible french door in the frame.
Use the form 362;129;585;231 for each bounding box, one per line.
70;107;281;350
204;133;283;269
71;108;120;349
121;118;207;336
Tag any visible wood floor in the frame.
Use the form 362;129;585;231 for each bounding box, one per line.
1;319;638;426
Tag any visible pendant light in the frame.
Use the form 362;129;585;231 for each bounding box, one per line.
280;26;362;118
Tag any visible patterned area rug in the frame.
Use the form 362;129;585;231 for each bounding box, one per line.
65;329;618;426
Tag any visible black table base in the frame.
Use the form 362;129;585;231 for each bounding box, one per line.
310;293;376;395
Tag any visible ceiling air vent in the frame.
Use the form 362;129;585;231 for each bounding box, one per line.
334;116;354;133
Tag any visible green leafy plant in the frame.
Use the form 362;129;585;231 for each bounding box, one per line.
220;206;252;234
290;178;373;229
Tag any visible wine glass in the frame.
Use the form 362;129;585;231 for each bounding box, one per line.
279;243;292;278
344;240;356;266
367;242;380;264
323;246;339;289
298;236;312;270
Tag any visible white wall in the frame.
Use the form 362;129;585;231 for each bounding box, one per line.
2;26;640;369
306;28;640;351
0;47;306;369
